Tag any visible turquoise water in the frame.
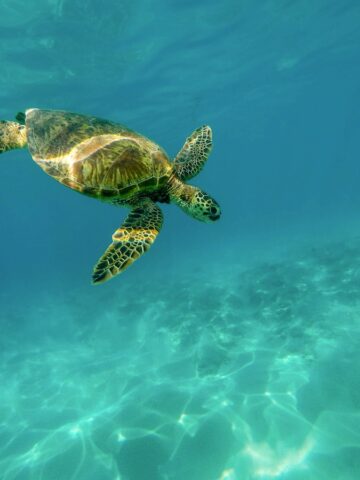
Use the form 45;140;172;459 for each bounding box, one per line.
1;1;360;479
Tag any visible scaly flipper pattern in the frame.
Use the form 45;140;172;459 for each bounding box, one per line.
173;125;212;181
0;121;26;154
92;198;163;284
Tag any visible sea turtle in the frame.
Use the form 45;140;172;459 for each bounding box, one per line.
0;109;221;284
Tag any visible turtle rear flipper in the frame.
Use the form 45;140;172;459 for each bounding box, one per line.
92;198;163;284
0;121;27;154
173;125;212;181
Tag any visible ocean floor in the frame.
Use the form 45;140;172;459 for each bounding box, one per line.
1;237;360;480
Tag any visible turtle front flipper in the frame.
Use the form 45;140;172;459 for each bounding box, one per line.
92;198;163;284
173;125;212;181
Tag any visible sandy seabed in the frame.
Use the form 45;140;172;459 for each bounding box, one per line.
0;238;360;480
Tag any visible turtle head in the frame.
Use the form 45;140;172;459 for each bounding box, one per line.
170;180;221;222
189;189;221;222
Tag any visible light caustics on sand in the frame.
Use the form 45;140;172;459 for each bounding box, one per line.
1;239;360;479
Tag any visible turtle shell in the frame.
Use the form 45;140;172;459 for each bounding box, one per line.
26;109;172;200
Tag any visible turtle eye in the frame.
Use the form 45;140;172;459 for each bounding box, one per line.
210;206;217;214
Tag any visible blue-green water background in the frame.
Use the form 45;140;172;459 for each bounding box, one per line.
1;1;360;479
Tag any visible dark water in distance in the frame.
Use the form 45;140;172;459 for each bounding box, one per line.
1;1;360;479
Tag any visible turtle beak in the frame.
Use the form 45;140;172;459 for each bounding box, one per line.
209;203;221;221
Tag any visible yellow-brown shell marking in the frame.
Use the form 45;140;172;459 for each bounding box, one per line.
26;109;172;201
